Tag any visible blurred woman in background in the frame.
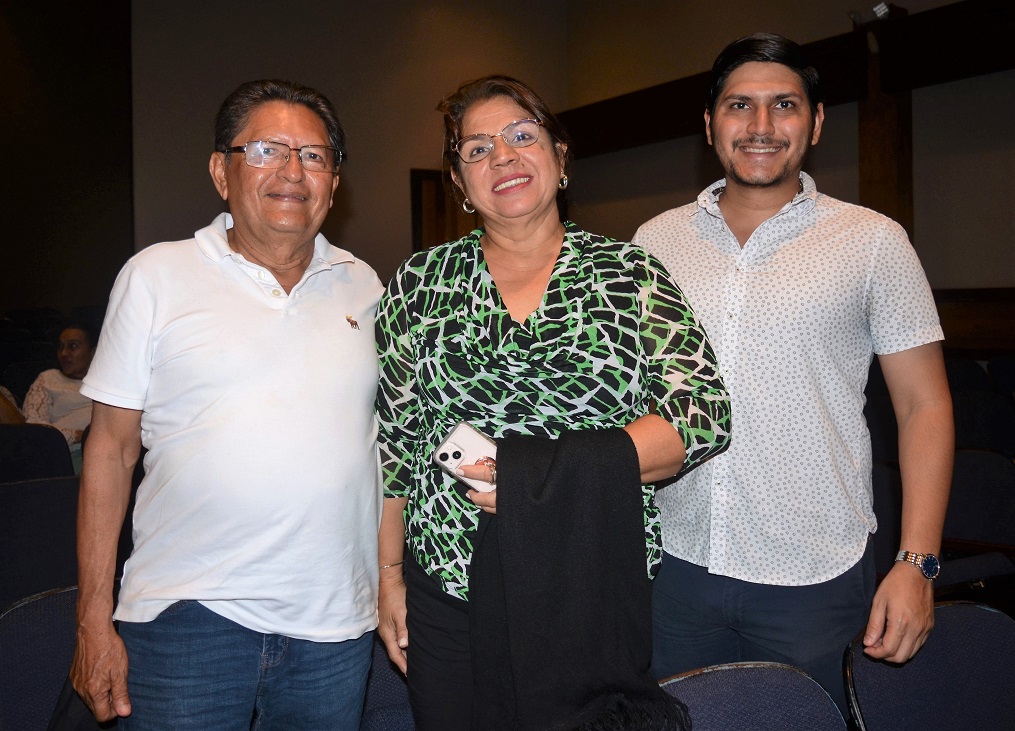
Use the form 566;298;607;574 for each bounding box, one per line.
2;320;98;473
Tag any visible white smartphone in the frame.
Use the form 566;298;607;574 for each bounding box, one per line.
432;421;498;492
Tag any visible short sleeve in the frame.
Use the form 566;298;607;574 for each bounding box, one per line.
867;221;943;355
80;259;156;410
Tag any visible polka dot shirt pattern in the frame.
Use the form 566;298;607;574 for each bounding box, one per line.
633;173;943;585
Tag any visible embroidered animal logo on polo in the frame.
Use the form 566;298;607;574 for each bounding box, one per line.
346;315;360;330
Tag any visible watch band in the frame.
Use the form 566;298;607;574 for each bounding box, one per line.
895;550;941;580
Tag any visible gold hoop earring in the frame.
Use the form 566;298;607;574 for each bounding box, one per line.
462;198;476;214
559;174;569;190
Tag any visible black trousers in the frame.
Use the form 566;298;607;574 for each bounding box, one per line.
404;557;474;731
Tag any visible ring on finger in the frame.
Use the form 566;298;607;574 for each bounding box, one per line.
475;456;497;484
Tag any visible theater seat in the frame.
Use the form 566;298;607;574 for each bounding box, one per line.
0;423;74;482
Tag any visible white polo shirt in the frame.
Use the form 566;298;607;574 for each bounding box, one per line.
83;213;384;640
634;173;943;586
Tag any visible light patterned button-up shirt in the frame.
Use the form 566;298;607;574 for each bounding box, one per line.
634;173;943;585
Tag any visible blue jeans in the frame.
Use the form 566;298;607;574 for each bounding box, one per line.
651;544;875;716
117;600;372;730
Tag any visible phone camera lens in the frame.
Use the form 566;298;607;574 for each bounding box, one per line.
452;450;462;460
438;452;449;462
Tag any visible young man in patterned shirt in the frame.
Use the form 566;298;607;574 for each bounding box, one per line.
633;33;953;713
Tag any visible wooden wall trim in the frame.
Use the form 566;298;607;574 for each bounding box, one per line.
557;34;868;160
557;71;710;159
858;6;914;237
878;0;1015;94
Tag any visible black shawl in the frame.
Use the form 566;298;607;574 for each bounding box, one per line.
468;428;689;731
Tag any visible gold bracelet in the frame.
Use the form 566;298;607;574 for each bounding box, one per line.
379;560;404;570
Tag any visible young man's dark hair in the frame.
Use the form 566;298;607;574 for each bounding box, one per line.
707;32;824;115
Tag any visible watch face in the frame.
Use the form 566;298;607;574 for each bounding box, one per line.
921;554;941;579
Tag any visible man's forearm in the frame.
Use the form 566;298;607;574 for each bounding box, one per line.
76;406;142;626
881;343;954;556
896;400;953;554
76;468;132;625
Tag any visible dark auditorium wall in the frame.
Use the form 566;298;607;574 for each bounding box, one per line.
2;1;1009;325
129;1;569;289
128;0;1012;292
0;2;133;318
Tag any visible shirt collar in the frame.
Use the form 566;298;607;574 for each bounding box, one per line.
195;212;355;269
695;171;818;218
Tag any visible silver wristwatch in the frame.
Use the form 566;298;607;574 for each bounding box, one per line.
895;550;940;580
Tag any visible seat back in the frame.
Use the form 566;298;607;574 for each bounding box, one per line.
0;328;36;343
360;635;414;730
660;661;847;731
951;389;1015;458
987;353;1015;398
0;586;78;731
944;449;1015;547
845;602;1015;731
0;341;57;378
1;474;136;612
0;423;74;482
945;356;993;393
0;476;80;610
3;307;66;341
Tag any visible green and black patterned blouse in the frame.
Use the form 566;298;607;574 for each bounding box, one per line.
376;223;730;600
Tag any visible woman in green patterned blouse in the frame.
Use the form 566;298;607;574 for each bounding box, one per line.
375;75;730;729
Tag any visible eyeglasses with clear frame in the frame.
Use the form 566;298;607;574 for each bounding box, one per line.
224;140;343;173
454;119;544;163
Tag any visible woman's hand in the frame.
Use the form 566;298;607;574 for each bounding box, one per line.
466;488;497;513
460;457;497;513
377;570;408;673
